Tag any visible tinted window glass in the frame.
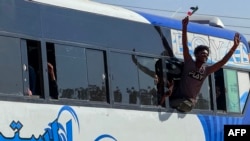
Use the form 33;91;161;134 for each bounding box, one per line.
137;56;157;106
193;78;211;110
55;44;88;99
86;49;107;102
0;36;23;95
110;52;139;105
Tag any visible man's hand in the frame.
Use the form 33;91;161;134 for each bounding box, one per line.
234;32;240;47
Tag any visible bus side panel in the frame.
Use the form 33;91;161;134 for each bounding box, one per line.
0;101;205;141
39;5;165;55
0;0;42;37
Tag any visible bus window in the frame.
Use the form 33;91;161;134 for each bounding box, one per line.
193;77;211;110
155;57;183;107
27;40;44;97
86;49;108;102
53;44;108;102
214;69;226;111
136;56;158;106
0;36;23;95
224;69;240;113
213;69;244;113
110;52;139;105
53;44;88;100
237;71;250;112
46;43;58;99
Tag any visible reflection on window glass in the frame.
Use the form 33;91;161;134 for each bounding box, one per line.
110;52;139;105
55;44;88;100
193;78;211;110
237;71;250;112
137;56;157;106
0;36;23;95
224;69;240;113
86;49;107;102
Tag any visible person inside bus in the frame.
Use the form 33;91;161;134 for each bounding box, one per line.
154;26;183;107
131;26;179;106
28;62;58;99
155;58;175;107
169;16;240;112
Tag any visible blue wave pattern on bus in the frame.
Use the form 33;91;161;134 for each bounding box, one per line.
240;92;249;111
94;134;117;141
198;99;250;141
0;105;117;141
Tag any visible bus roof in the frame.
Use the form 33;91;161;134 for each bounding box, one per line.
30;0;150;23
136;11;248;44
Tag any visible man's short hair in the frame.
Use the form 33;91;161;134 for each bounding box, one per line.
194;45;210;56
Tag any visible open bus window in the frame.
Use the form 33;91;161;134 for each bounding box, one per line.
214;68;226;111
46;43;59;99
155;57;184;107
0;36;23;95
214;68;246;113
27;40;44;97
211;68;248;113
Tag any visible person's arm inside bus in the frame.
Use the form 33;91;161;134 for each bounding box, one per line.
207;33;240;74
48;62;59;99
131;49;155;78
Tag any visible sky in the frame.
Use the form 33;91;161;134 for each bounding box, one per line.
93;0;250;42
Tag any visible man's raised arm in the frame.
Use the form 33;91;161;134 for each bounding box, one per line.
207;33;240;74
182;16;192;61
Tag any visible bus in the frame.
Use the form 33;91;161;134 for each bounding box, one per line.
0;0;249;140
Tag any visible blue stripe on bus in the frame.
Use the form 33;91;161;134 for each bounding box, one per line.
198;114;244;141
135;11;249;47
